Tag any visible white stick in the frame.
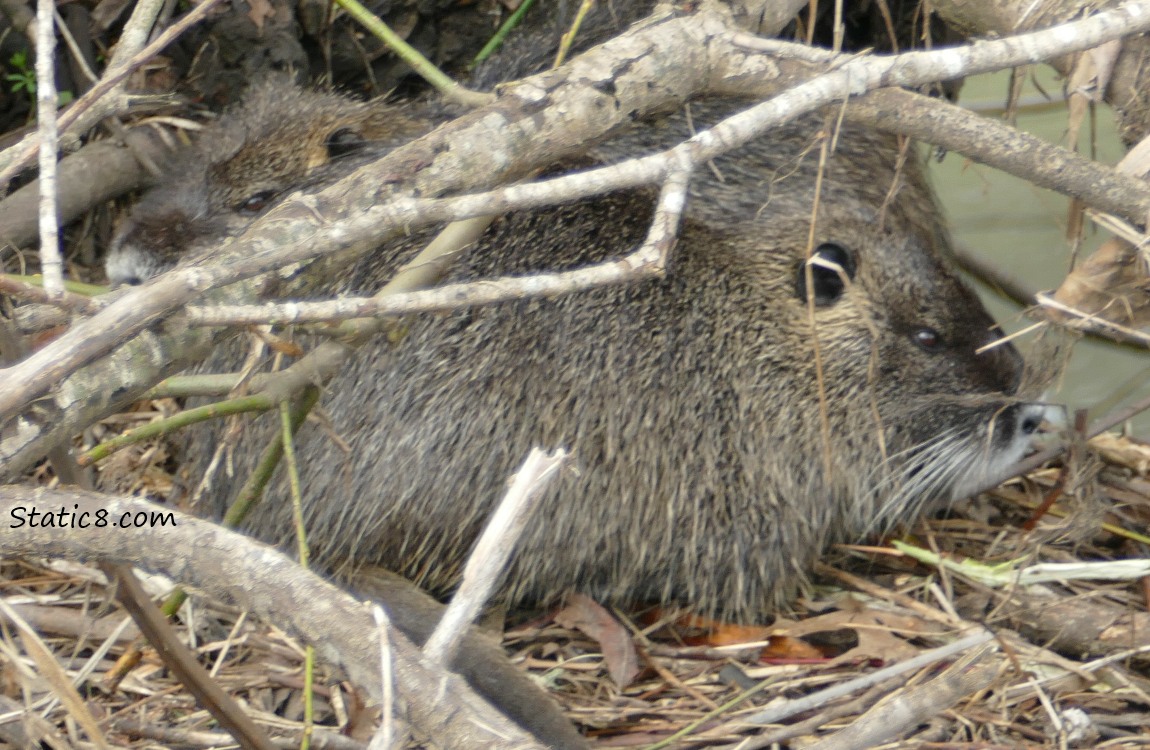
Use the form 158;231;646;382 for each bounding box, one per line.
34;0;60;298
422;447;567;666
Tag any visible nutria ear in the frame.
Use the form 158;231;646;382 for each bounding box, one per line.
795;242;856;306
325;127;367;158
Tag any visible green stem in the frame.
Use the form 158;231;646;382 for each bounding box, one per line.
13;273;107;296
161;388;318;618
145;373;250;399
332;0;491;108
79;393;271;466
220;387;319;529
553;0;595;68
473;0;539;66
280;399;313;750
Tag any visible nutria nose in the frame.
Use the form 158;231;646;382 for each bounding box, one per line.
1016;403;1066;437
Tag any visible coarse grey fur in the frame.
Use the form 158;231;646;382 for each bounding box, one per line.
108;88;1054;625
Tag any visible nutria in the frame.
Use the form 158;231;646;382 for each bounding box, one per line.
107;83;1057;621
104;76;1063;749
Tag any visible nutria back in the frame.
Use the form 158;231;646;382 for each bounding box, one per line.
107;86;1054;623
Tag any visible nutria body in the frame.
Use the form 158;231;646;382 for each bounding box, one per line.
108;86;1051;622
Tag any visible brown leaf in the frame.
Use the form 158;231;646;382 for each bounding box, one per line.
666;610;773;645
1048;237;1150;333
759;635;825;660
1063;42;1121;240
250;327;305;357
1066;40;1122;147
246;0;275;31
694;622;773;646
773;605;930;665
1090;433;1150;475
554;594;640;687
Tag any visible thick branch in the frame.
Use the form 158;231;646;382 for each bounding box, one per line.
0;127;174;250
849;88;1150;220
0;486;546;750
931;0;1150;144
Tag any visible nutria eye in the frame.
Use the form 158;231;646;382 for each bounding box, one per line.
795;242;856;306
912;327;943;351
326;127;366;158
237;190;277;214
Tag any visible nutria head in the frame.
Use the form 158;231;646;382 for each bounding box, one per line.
105;83;424;286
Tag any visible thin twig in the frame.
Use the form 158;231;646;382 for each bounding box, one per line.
54;8;98;86
332;0;490;108
110;0;167;70
0;0;224;184
188;247;669;324
368;605;395;750
34;0;61;298
741;630;995;726
473;0;539;65
422;447;567;666
194;148;688;326
1035;292;1150;345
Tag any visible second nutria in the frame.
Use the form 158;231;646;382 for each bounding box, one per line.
106;84;1056;622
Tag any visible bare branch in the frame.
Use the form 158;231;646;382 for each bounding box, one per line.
843;88;1150;222
188;156;692;326
422;447;567;667
0;0;225;183
0;485;548;750
34;0;60;298
932;0;1150;143
0;127;177;250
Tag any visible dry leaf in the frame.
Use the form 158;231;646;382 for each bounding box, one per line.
688;622;773;646
246;0;275;31
1048;237;1150;333
1064;41;1122;240
759;635;826;660
1117;132;1150;178
251;326;305;357
554;593;640;687
1066;40;1122;147
1090;433;1150;474
772;605;931;665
